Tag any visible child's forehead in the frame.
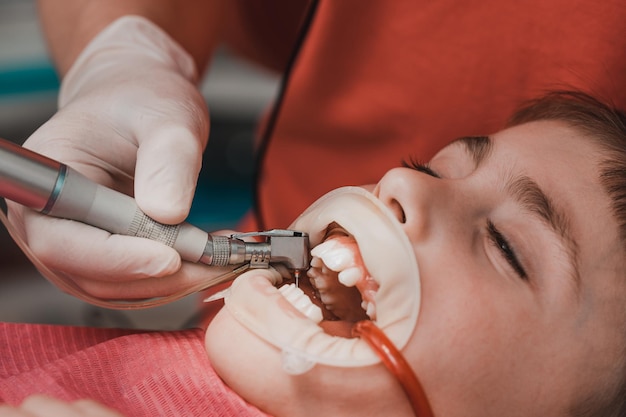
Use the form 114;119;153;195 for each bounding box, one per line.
489;120;606;165
496;119;583;142
437;120;599;170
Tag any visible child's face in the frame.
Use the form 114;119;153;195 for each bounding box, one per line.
205;120;626;417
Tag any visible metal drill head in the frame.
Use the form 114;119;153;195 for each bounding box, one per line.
268;232;310;273
231;229;311;274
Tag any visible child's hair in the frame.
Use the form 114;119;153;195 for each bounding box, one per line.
507;90;626;417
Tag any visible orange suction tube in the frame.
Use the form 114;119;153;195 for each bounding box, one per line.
352;320;434;417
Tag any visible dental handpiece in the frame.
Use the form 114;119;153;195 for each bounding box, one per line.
0;138;310;274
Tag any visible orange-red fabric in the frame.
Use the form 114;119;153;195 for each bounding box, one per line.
0;322;269;417
258;0;626;228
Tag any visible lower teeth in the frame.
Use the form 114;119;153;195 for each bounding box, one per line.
279;284;323;323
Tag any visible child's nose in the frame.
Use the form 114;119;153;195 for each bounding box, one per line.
373;167;439;241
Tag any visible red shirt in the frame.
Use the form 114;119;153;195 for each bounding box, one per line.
253;0;626;228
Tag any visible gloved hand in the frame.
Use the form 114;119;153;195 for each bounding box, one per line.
6;16;221;301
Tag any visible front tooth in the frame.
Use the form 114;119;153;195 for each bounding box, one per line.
311;239;355;271
310;256;324;268
338;267;362;287
306;267;319;279
311;238;339;257
278;284;323;323
310;275;329;291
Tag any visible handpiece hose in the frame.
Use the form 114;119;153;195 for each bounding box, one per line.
0;138;253;267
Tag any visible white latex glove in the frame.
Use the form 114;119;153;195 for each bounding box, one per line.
5;16;230;301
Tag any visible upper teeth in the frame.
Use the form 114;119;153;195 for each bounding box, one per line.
311;238;362;286
308;235;378;320
311;242;355;271
337;267;362;287
312;238;364;287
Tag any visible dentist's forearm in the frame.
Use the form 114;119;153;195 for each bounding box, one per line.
36;0;224;76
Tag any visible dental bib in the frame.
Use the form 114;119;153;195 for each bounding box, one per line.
223;187;421;373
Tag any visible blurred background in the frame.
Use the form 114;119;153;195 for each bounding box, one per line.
0;0;280;329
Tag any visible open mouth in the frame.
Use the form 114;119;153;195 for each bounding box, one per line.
223;186;420;371
278;223;379;338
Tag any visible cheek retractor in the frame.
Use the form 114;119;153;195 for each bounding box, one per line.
223;186;421;373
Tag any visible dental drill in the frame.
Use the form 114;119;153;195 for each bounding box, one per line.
0;138;310;307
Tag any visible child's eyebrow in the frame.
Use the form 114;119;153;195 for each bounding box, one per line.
454;135;581;291
506;175;581;289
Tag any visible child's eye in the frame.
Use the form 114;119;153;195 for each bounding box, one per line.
402;158;441;178
486;220;528;280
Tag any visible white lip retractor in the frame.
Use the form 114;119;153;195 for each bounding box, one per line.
223;186;421;374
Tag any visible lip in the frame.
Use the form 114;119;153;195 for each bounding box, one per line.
223;186;421;369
